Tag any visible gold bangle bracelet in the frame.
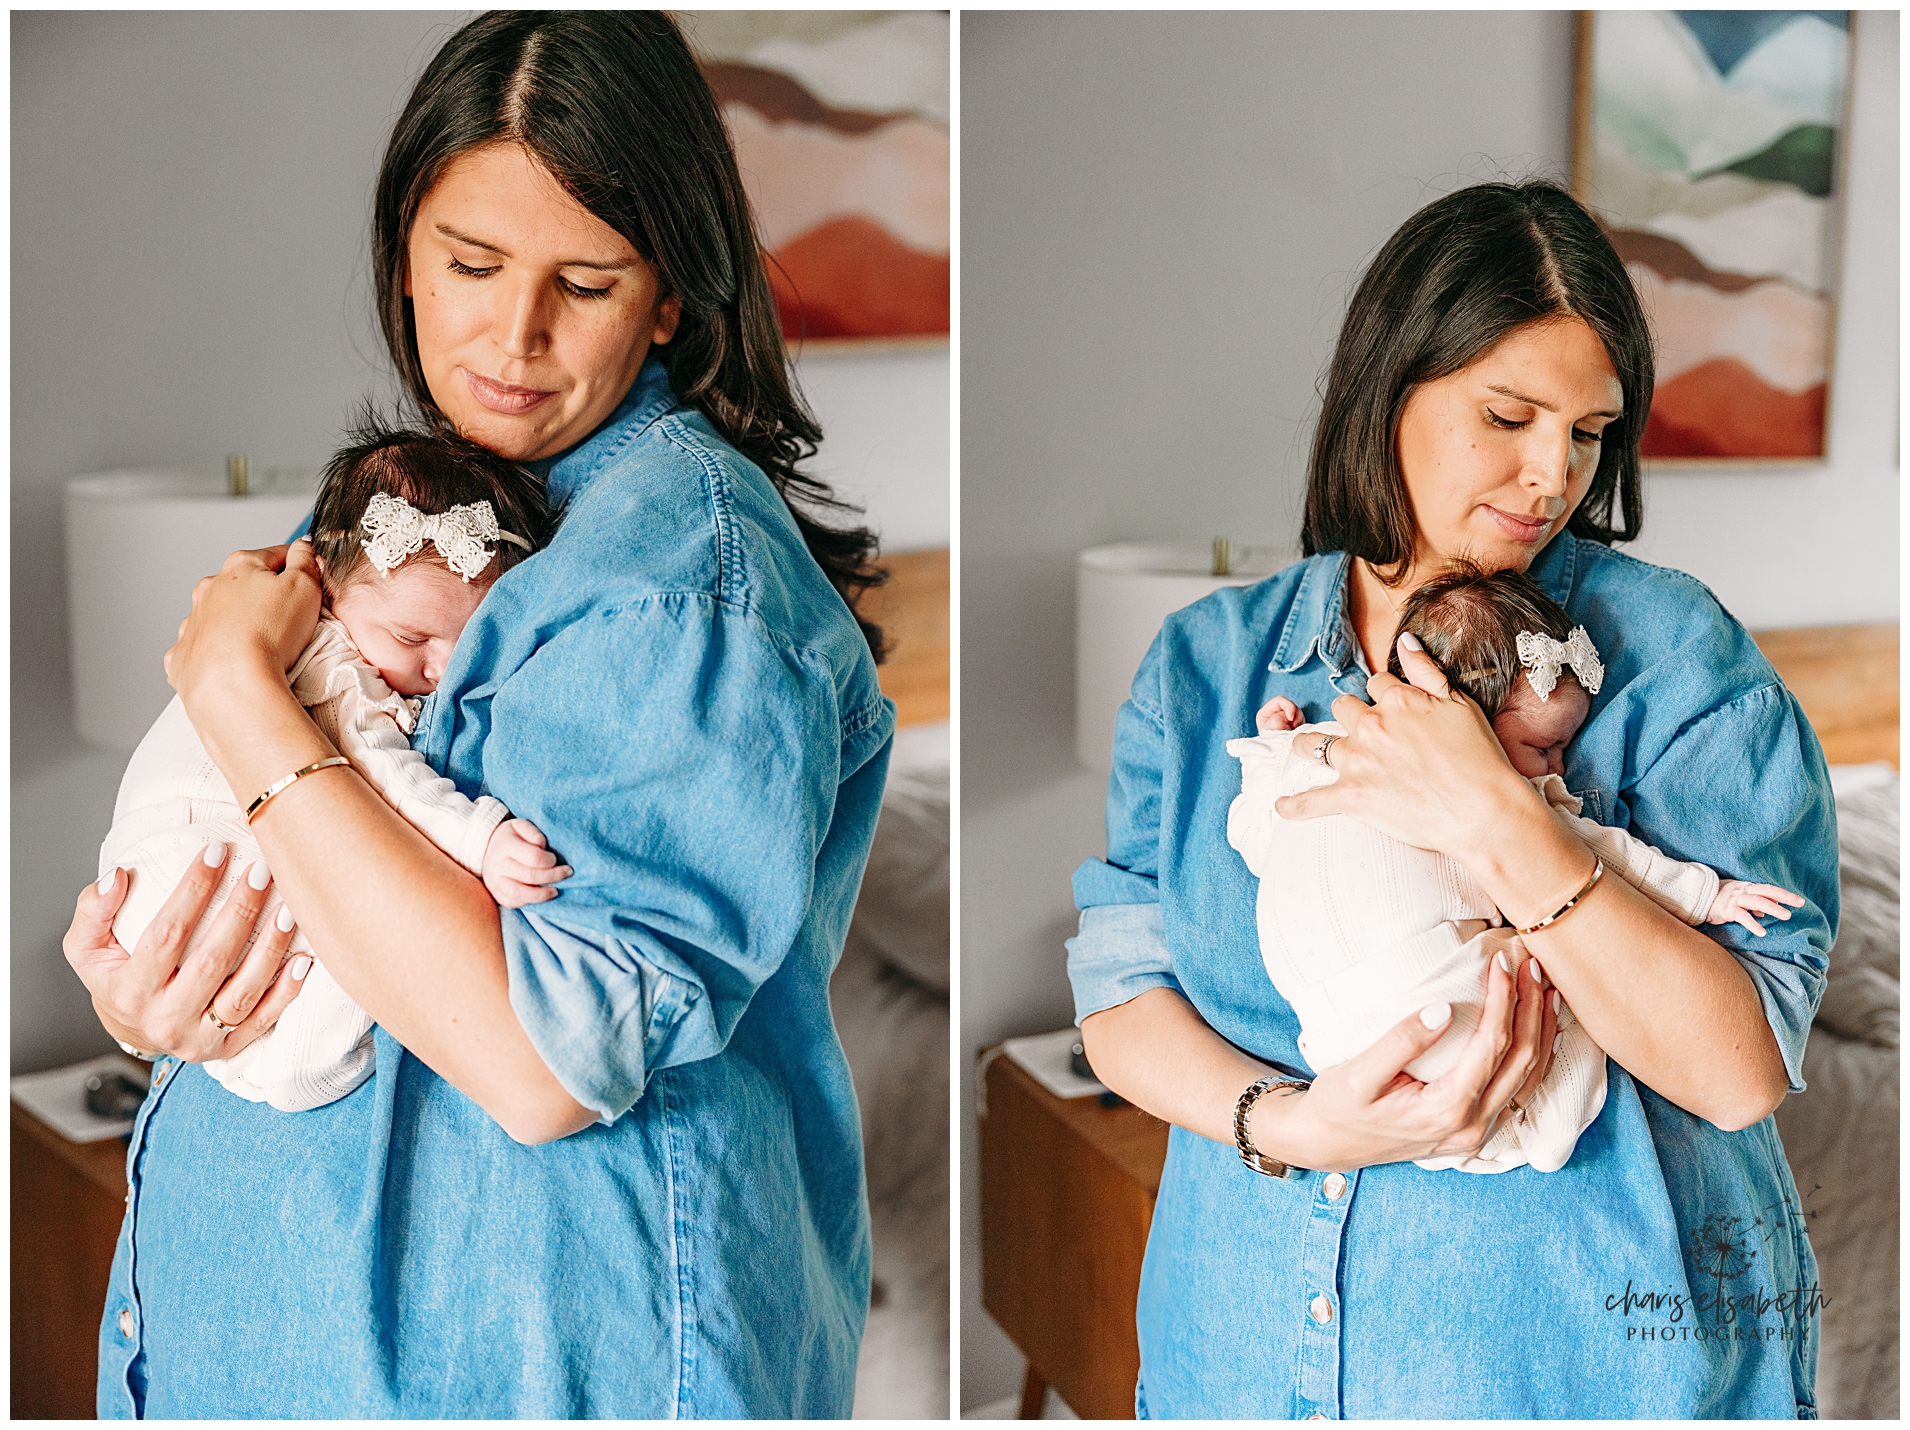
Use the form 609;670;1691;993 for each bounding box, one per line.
1516;858;1605;936
244;756;351;823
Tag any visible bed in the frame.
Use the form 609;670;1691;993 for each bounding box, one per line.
1753;623;1899;1420
833;547;950;1418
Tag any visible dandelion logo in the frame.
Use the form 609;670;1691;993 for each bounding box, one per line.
1690;1213;1757;1325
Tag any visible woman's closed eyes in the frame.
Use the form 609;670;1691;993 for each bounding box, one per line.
445;254;615;300
1485;407;1604;444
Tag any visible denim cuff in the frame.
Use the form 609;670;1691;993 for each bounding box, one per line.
1066;901;1182;1026
503;905;704;1123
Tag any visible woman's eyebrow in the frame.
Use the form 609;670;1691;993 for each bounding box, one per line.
1485;382;1621;419
433;222;633;272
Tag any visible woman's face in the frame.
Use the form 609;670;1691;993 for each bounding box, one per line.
405;143;683;461
1395;317;1623;575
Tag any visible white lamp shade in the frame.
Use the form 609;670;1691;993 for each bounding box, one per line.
1075;541;1277;771
66;471;319;750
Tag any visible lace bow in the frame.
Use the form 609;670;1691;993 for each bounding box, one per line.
1516;626;1605;701
359;492;512;583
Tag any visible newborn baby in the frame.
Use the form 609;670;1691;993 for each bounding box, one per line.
98;422;570;1111
1226;561;1801;1173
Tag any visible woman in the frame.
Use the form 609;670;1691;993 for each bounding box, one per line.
63;14;890;1418
1071;182;1833;1418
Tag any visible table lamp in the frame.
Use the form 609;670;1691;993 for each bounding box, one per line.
1074;539;1276;771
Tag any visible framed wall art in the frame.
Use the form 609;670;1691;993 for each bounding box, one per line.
685;10;950;351
1573;11;1853;463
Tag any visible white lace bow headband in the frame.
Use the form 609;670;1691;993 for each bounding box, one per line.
1516;626;1605;701
359;491;531;583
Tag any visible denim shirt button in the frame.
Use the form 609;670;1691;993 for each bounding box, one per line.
1308;1414;1328;1421
1309;1293;1333;1324
118;1307;135;1339
1322;1172;1347;1200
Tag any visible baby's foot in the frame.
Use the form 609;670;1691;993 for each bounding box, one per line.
1255;696;1302;732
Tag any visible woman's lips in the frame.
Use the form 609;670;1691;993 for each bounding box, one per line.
1483;505;1552;543
463;368;557;416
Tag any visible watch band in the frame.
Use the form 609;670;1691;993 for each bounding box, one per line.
1235;1074;1310;1178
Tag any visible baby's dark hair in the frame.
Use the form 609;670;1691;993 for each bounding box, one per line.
309;415;554;597
1384;559;1577;719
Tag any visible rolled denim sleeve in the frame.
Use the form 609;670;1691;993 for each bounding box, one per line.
485;597;843;1122
1623;681;1837;1094
1068;633;1182;1024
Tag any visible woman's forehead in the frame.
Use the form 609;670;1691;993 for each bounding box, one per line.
1466;318;1623;414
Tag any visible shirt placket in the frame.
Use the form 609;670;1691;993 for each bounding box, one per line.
1294;1167;1358;1419
103;1055;178;1412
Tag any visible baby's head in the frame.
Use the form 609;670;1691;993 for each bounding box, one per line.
1384;560;1603;779
309;419;552;696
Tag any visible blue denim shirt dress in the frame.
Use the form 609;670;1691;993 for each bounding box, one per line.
1068;536;1834;1419
97;357;895;1418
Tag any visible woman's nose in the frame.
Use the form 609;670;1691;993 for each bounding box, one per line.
499;276;551;360
1520;428;1571;498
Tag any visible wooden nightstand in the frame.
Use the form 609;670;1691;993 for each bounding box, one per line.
11;1100;129;1418
978;1048;1170;1420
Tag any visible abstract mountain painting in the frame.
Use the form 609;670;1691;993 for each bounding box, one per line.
686;11;949;345
1576;11;1851;461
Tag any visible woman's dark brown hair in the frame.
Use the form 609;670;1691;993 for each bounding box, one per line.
371;11;883;653
1303;180;1653;570
310;415;554;597
1383;558;1578;720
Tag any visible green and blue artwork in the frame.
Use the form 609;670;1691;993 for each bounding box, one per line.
1577;11;1850;460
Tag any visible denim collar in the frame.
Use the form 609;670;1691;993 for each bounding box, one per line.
535;354;680;509
1269;550;1358;676
1269;536;1581;676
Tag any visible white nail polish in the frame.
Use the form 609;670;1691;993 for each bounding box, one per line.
247;860;271;891
202;841;228;868
275;905;296;933
290;955;312;981
98;870;116;896
1531;959;1546;987
1398;630;1423;652
1420;1001;1452;1029
1495;950;1512;974
1549;990;1560;1015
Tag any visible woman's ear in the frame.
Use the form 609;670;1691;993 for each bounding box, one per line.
653;294;683;346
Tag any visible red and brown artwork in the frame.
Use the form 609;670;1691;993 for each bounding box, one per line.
1576;11;1850;461
691;12;949;345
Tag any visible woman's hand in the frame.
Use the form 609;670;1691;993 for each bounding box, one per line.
1275;635;1539;864
1270;952;1561;1172
65;848;308;1062
165;540;324;709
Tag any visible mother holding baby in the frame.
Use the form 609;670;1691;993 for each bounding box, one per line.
62;14;889;1418
1072;181;1834;1417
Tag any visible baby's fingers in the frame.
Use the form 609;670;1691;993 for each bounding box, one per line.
1734;912;1769;936
510;859;573;887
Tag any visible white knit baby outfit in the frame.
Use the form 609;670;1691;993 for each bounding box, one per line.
99;617;509;1111
1226;722;1720;1174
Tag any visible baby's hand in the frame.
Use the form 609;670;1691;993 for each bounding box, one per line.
1256;696;1303;732
1706;880;1805;937
482;818;573;907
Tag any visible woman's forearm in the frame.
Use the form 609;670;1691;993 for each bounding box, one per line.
1465;800;1789;1131
1080;987;1274;1146
195;661;592;1143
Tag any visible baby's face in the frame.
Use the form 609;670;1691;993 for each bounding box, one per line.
329;560;492;697
1491;677;1589;780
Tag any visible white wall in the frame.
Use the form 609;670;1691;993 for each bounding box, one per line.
958;10;1897;1410
9;12;948;1076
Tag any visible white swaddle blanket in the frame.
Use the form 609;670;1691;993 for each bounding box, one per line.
99;617;509;1111
1227;721;1720;1173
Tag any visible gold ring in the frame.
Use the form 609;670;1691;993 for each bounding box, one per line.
206;1007;240;1033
